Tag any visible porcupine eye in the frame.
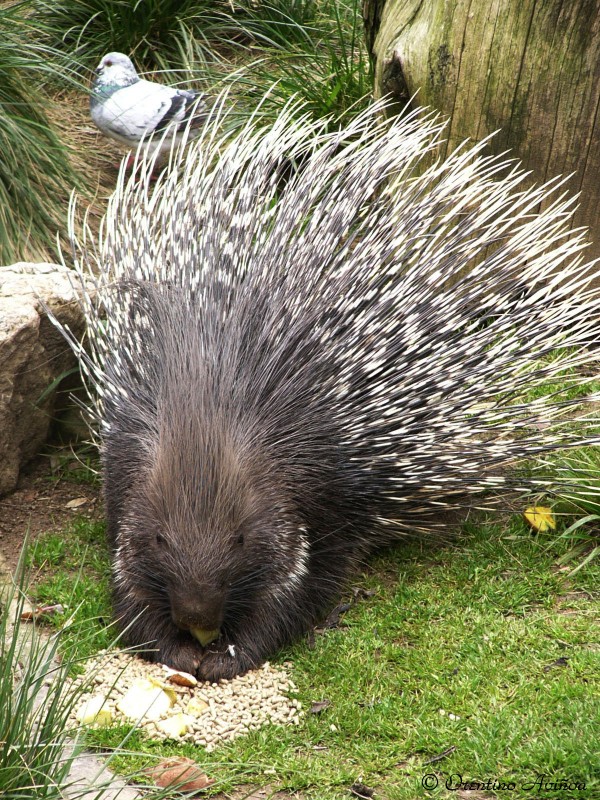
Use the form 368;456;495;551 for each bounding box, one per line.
155;531;166;547
236;531;245;547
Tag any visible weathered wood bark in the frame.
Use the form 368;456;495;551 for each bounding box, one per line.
364;0;600;259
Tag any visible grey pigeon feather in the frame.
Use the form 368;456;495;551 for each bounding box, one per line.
90;52;209;160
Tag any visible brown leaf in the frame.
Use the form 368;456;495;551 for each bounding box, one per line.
161;664;198;687
65;497;88;509
310;699;331;714
20;603;65;622
351;587;377;600
321;602;352;629
423;745;457;764
146;757;215;792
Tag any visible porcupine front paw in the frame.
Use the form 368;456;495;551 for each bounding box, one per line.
157;634;204;675
197;640;258;682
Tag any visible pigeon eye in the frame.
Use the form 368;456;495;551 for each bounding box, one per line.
105;60;113;67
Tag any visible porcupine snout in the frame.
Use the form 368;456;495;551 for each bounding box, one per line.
169;584;225;638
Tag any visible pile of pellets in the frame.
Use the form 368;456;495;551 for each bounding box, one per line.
69;650;302;750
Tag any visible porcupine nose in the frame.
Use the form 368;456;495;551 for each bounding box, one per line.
170;588;224;642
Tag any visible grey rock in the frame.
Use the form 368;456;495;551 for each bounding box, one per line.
0;262;86;495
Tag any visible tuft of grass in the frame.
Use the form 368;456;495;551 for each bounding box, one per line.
30;0;236;73
27;518;112;660
543;446;600;573
0;576;78;797
0;548;206;798
210;0;374;127
0;3;84;264
216;0;321;51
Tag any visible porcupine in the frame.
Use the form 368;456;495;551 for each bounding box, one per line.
60;98;600;682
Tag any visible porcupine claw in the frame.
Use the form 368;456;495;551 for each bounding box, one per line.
158;636;203;676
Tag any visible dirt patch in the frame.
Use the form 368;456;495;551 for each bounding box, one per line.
0;454;101;575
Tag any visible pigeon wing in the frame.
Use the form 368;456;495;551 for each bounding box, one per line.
92;81;184;144
153;88;209;133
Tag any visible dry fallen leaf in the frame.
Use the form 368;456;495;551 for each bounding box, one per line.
65;497;88;509
423;745;457;764
321;602;352;629
543;657;569;673
147;757;215;792
310;699;331;714
523;506;556;533
20;603;65;622
350;783;375;799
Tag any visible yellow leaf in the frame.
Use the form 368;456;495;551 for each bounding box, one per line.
523;506;556;532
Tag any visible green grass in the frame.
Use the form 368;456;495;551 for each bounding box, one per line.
44;445;102;487
216;0;373;125
30;0;232;72
29;507;598;799
0;574;92;798
541;446;600;575
222;0;321;50
27;517;112;661
29;0;346;76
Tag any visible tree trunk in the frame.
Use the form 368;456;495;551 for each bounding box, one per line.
363;0;600;259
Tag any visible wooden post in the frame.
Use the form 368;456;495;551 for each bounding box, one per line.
364;0;600;259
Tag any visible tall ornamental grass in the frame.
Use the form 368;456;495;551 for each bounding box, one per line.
0;553;193;799
0;3;81;265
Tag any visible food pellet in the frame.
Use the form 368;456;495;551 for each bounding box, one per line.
69;650;302;748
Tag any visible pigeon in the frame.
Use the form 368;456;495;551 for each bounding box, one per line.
90;52;209;162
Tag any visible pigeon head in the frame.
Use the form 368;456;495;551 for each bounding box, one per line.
94;52;139;89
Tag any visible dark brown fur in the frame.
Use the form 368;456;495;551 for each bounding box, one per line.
102;285;375;680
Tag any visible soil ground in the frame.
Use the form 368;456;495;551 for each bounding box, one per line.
0;454;101;575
